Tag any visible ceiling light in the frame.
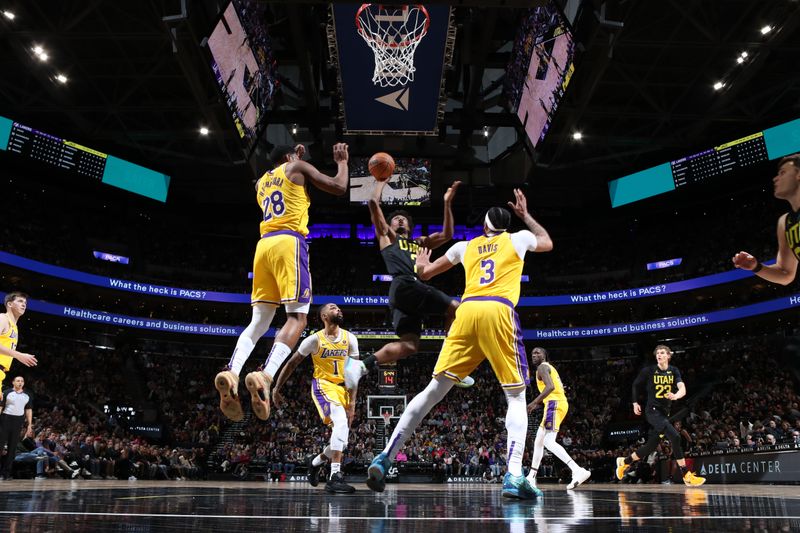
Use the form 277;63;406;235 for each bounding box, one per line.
33;45;43;54
55;74;67;84
199;127;209;135
37;52;48;61
736;56;744;64
740;51;748;58
291;124;297;135
572;131;583;140
713;81;725;91
483;126;489;138
760;25;772;35
2;10;15;20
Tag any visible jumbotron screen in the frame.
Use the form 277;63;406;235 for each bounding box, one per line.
207;0;276;151
505;3;576;148
349;157;432;207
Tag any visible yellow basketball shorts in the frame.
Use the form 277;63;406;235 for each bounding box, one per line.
311;378;350;425
251;230;312;306
541;400;569;432
433;297;529;389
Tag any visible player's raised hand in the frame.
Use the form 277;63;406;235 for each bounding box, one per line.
444;180;461;204
507;188;529;219
294;144;306;159
732;251;758;271
333;143;349;163
15;352;37;367
633;402;642;416
415;248;432;271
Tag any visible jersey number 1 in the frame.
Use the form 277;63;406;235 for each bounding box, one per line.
262;191;286;221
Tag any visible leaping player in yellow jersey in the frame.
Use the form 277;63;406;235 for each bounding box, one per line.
215;143;349;422
0;292;38;400
366;189;553;499
272;303;359;493
526;347;591;490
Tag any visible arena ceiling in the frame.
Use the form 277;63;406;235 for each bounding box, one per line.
1;0;799;209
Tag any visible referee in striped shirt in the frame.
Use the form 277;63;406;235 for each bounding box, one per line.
0;375;33;480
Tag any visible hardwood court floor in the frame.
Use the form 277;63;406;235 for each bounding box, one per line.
0;480;797;532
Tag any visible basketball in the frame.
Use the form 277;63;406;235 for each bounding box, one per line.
368;152;395;181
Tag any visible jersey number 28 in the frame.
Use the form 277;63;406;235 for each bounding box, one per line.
262;191;286;221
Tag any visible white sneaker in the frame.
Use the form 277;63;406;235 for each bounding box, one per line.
454;375;476;388
566;468;591;490
128;476;137;481
525;474;537;488
344;358;367;389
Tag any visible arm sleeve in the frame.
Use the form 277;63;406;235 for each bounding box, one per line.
632;367;648;403
296;335;319;357
444;241;468;265
510;231;538;260
673;366;683;384
348;333;360;359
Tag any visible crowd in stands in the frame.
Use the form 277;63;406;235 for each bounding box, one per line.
1;325;798;484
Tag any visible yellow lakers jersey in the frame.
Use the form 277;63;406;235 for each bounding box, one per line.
0;314;18;370
462;232;524;305
257;163;311;237
311;328;351;385
536;362;567;403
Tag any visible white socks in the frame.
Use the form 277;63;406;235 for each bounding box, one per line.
228;304;276;375
313;445;333;467
330;463;341;476
504;388;527;477
384;377;454;460
263;342;292;380
543;431;579;472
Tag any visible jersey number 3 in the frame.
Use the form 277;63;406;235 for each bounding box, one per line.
479;259;495;285
262;191;286;221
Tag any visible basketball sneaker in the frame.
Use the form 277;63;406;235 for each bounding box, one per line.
244;370;272;420
454;375;476;388
566;467;591;490
344;358;367;389
615;457;630;481
502;472;542;499
326;472;356;494
366;452;392;493
306;454;322;487
682;471;706;486
214;369;244;422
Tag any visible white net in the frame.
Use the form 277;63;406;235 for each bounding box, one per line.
356;4;430;87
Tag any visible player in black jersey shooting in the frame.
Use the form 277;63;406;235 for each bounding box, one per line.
733;154;800;284
615;345;706;486
345;179;474;388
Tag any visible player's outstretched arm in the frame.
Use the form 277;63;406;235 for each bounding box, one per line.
666;381;686;401
272;351;304;408
293;143;349;196
507;189;553;252
368;180;395;247
732;214;798;285
415;247;457;281
420;181;461;250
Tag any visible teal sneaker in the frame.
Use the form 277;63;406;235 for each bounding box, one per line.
502;472;542;500
366;452;392;493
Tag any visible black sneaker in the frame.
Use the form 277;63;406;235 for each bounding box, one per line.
306;454;321;487
325;472;355;494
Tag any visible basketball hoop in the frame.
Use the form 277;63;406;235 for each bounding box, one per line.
356;4;430;87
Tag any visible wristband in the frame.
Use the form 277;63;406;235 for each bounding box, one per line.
752;262;763;273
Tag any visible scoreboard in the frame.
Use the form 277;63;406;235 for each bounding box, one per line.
670;133;768;187
7;122;108;180
609;118;800;208
0;115;170;202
